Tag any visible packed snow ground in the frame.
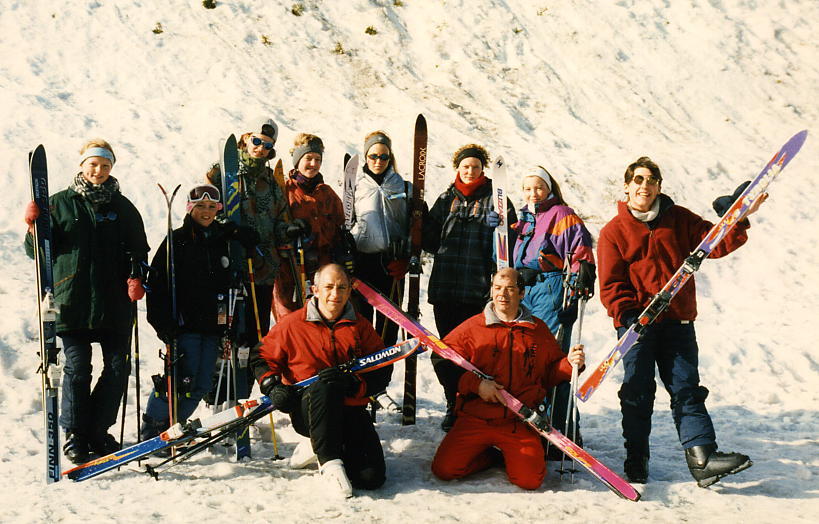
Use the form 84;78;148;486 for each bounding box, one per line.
1;1;818;522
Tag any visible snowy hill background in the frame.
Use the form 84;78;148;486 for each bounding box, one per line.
1;1;818;522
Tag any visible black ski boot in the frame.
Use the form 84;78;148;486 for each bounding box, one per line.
441;401;457;432
624;454;649;484
685;444;752;487
63;432;90;465
141;415;171;457
89;432;120;457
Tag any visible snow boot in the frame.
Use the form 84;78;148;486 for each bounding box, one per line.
141;415;171;457
624;454;649;484
441;401;457;432
289;437;318;469
685;444;752;487
320;458;353;499
63;432;90;465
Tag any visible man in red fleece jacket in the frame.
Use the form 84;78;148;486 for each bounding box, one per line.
431;268;585;490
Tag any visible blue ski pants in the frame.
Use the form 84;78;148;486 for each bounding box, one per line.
145;332;220;424
617;320;716;455
59;329;131;436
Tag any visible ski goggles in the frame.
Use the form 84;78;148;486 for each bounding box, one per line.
367;153;390;161
188;184;221;203
251;136;275;150
631;174;661;186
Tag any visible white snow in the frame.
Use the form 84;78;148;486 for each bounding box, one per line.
1;1;818;522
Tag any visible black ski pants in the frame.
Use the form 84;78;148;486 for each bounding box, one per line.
290;380;386;490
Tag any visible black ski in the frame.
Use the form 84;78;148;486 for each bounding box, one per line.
29;145;61;483
403;114;427;425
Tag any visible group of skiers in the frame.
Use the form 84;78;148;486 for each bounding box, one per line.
24;117;762;497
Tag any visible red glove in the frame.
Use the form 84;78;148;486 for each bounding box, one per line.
386;259;409;280
25;201;40;227
127;278;146;302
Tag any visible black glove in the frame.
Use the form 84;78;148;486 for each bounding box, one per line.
518;267;540;287
712;180;751;217
318;365;361;395
619;310;641;329
285;218;312;240
260;375;297;413
156;327;176;345
335;229;357;274
557;299;578;326
574;260;596;298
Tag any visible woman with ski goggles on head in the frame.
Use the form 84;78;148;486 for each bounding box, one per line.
205;117;292;350
348;130;419;346
597;156;765;486
421;144;516;432
24;139;150;464
272;133;348;320
140;184;259;442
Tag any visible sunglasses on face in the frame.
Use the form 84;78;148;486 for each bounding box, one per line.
632;174;661;186
367;153;390;161
188;185;221;203
251;137;275;150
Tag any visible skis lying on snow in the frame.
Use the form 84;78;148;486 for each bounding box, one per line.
63;397;273;481
352;278;640;501
29;145;61;484
576;130;808;403
295;338;423;387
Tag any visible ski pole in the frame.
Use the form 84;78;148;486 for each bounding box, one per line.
560;297;586;481
547;252;574;461
134;303;141;441
247;258;282;455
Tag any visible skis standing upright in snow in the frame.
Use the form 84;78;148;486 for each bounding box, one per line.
29;145;61;484
403;114;427;426
343;153;358;232
577;130;809;402
219;134;252;460
493;156;509;269
352;278;640;501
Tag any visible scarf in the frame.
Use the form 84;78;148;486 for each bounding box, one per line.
292;170;324;193
628;198;661;222
70;173;120;207
453;173;487;197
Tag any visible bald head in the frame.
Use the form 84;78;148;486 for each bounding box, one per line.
493;267;525;292
312;264;352;321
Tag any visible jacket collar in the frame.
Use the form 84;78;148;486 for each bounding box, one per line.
483;301;537;327
305;297;358;324
617;193;675;226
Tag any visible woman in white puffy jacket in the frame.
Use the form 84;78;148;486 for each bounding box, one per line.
350;130;413;346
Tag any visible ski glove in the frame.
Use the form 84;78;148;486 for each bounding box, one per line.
24;200;39;227
318;365;361;396
127;278;146;302
484;210;500;228
557;299;578;326
574;260;597;298
260;376;298;413
386;259;409;280
712;180;751;217
619;310;641;329
224;223;261;252
285;218;312;240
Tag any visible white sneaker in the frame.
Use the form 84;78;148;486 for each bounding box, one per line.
320;459;353;499
289;438;318;469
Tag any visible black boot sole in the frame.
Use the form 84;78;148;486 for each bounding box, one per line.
695;458;753;488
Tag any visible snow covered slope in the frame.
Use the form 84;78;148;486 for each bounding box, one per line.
1;1;817;522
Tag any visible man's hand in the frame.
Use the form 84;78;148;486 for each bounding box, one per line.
477;379;506;405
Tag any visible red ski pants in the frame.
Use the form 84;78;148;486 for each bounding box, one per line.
431;415;546;490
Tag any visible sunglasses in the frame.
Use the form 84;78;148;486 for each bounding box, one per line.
632;174;661;186
188;185;221;203
251;136;275;150
367;153;390;161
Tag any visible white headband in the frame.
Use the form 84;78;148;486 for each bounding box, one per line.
524;166;552;192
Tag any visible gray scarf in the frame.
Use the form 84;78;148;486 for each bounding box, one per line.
70;173;121;207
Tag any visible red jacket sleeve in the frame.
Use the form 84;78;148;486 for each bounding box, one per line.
597;222;641;324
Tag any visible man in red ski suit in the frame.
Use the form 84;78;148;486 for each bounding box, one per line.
431;268;585;490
